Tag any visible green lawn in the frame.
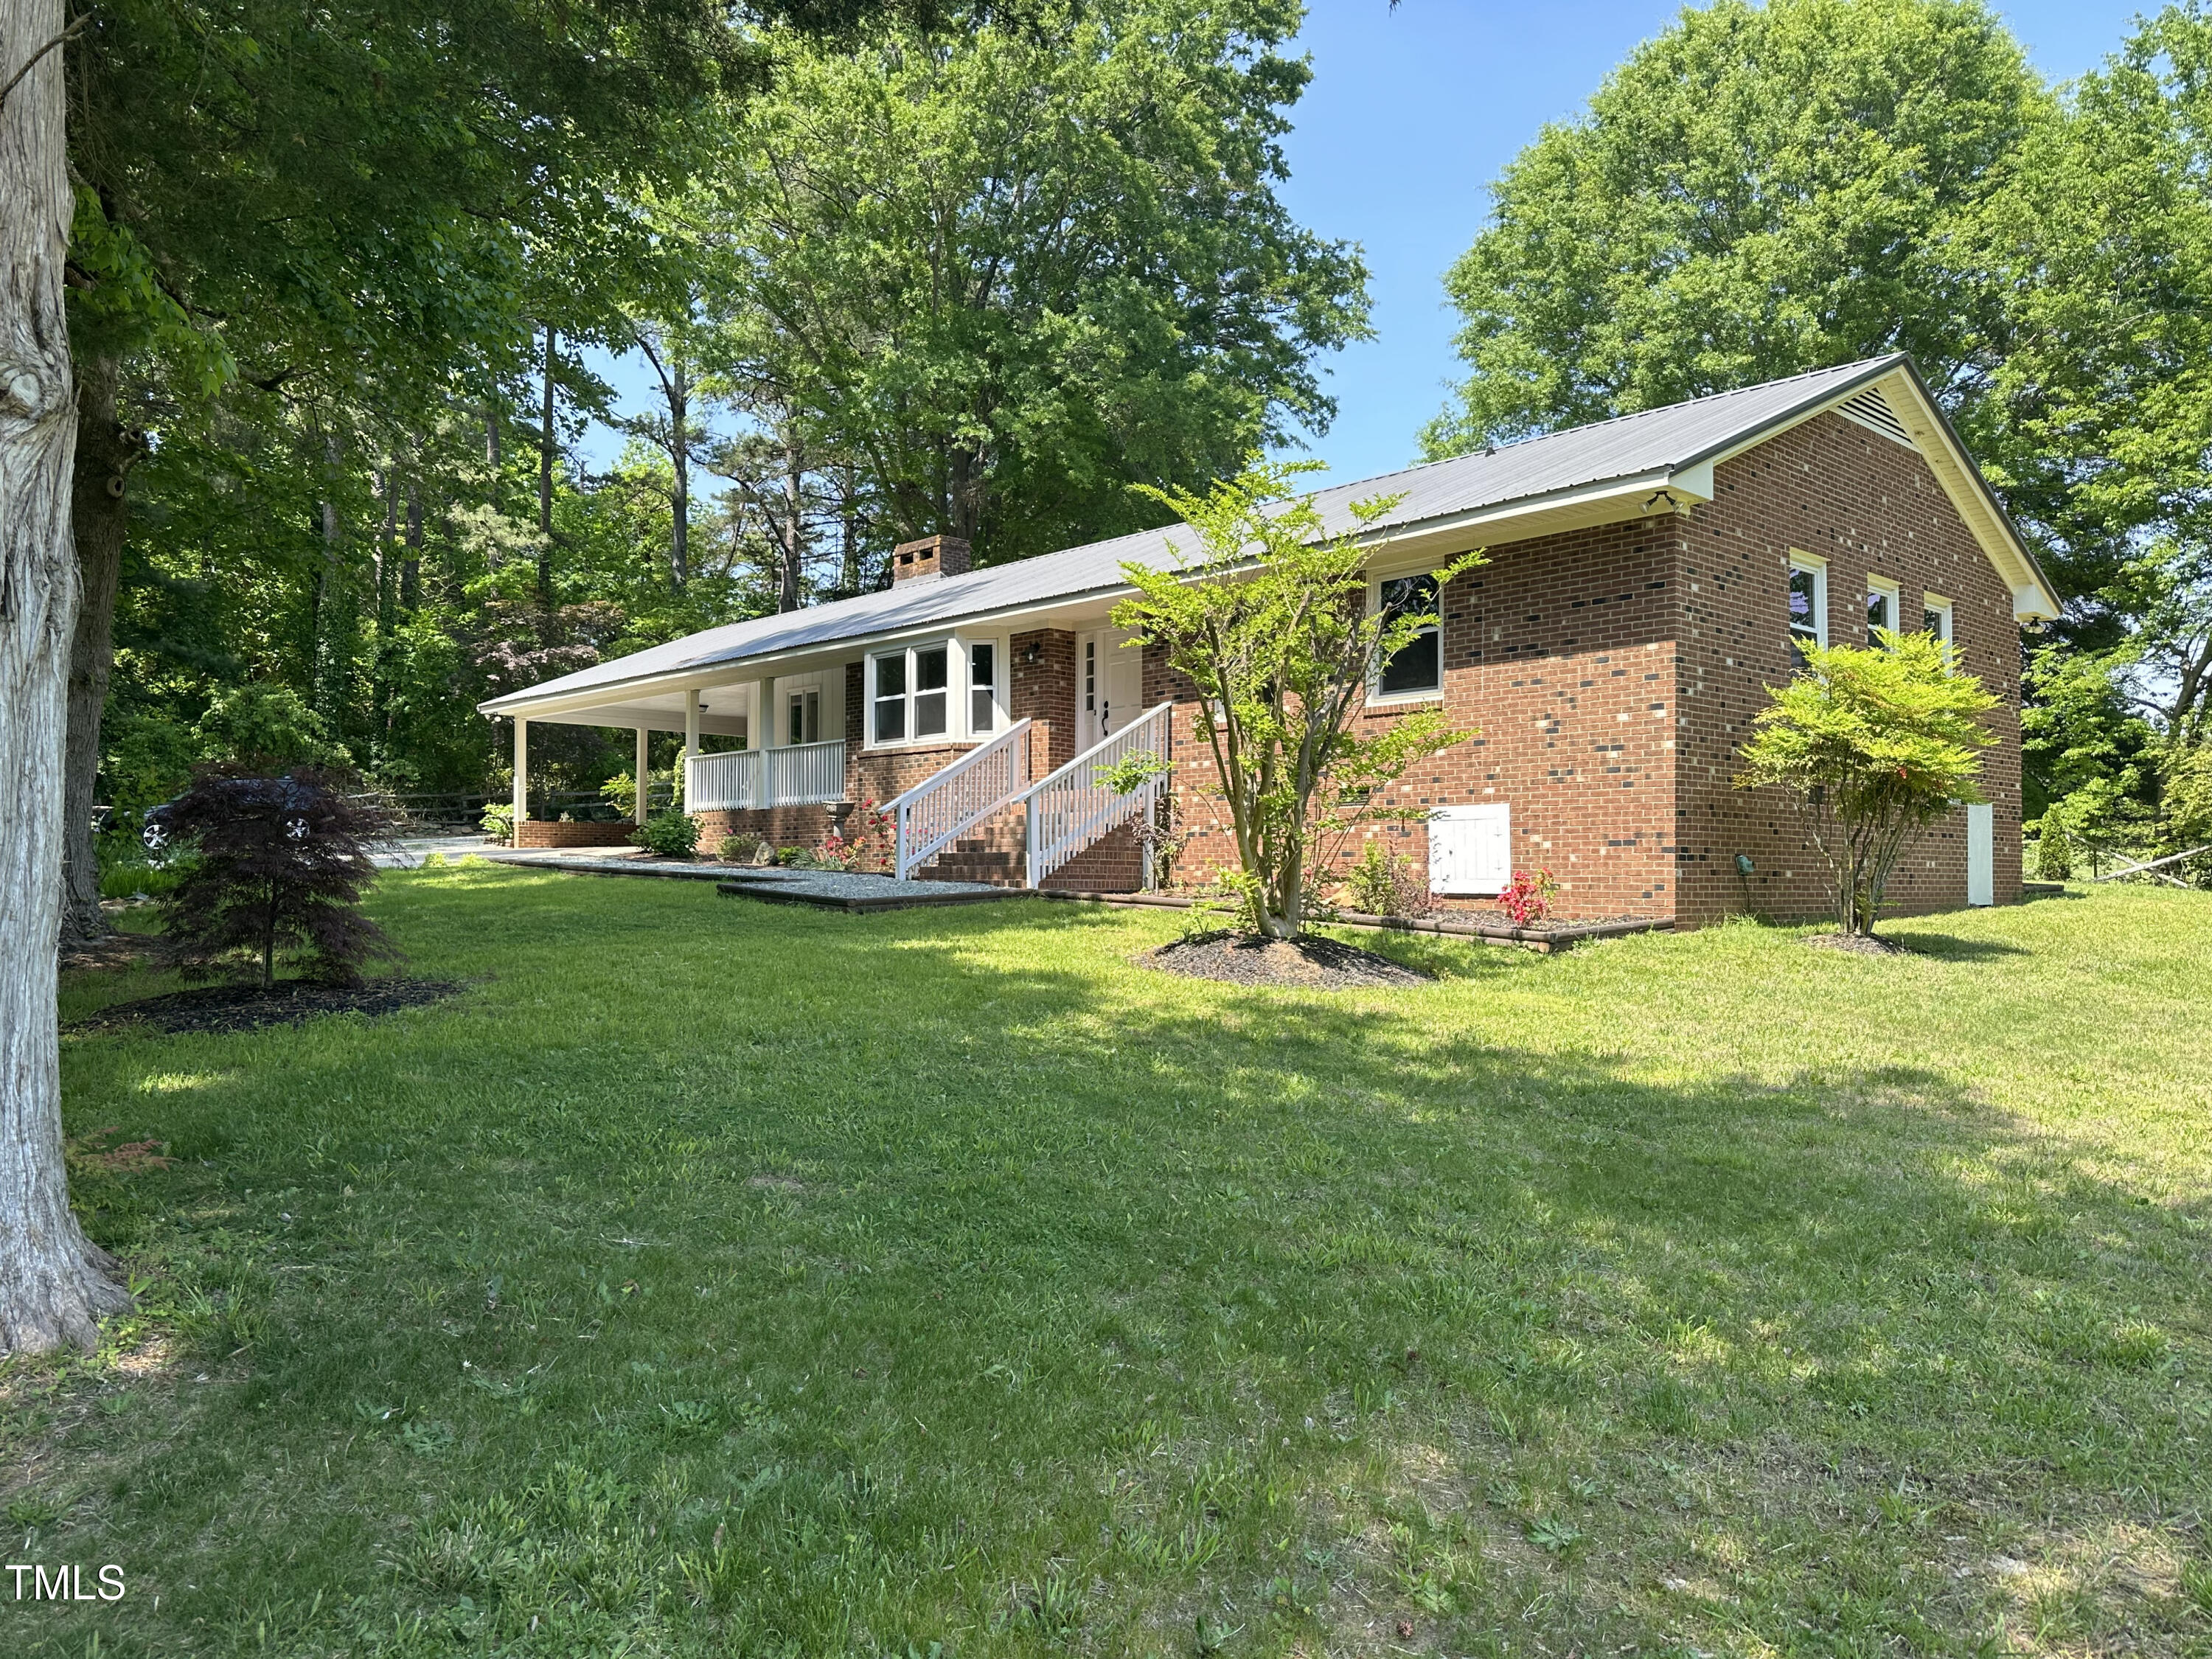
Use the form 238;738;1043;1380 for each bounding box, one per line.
13;869;2212;1658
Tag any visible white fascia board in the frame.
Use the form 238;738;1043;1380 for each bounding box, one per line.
1356;470;1700;577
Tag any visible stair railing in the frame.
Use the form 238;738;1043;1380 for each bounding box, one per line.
1022;702;1173;888
888;719;1034;880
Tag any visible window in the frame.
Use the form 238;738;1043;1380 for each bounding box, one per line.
970;642;998;734
1921;595;1952;645
872;652;906;742
786;689;821;747
1377;574;1443;697
1787;556;1827;664
1082;637;1096;720
914;644;949;737
870;643;953;745
1866;577;1900;641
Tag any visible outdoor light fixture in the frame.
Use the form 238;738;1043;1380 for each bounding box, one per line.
1021;641;1043;665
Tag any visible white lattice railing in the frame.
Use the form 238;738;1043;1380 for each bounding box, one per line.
686;740;846;811
1023;702;1172;888
888;720;1033;880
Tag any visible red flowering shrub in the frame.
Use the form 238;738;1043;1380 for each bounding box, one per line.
1497;867;1559;926
815;801;896;874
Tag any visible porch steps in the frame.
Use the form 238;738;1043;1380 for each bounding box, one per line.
914;808;1027;886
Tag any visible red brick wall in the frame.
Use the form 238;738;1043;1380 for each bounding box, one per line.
695;804;844;849
1011;629;1077;780
513;819;636;849
1142;411;2024;925
1147;524;1683;922
1671;412;2023;924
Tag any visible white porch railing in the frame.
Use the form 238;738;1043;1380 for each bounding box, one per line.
888;719;1033;880
1023;702;1172;888
686;740;846;811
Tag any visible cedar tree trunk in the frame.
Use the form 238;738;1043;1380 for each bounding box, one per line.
0;0;132;1352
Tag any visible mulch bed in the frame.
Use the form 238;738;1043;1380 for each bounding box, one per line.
1803;931;1914;957
1144;931;1433;990
69;978;465;1037
60;932;173;973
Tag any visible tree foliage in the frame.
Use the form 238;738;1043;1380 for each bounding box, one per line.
1736;633;1998;934
1113;461;1477;940
700;0;1372;561
1421;0;2040;456
153;769;400;989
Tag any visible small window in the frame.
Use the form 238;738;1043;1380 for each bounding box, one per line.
970;642;997;734
787;689;821;746
1921;596;1953;645
1788;557;1826;664
914;644;949;737
872;653;906;742
1866;578;1899;640
1083;638;1096;716
1377;574;1442;696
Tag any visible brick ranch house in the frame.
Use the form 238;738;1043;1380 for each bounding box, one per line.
479;355;2060;925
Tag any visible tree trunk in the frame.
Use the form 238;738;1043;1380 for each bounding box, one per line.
59;349;133;942
536;324;556;608
776;428;804;613
401;472;422;611
669;357;690;590
0;0;133;1353
312;434;353;723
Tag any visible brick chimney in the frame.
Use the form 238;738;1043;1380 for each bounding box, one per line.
891;533;971;583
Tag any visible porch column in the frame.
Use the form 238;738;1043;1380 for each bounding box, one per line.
683;692;700;810
753;678;773;810
633;727;650;825
512;717;528;828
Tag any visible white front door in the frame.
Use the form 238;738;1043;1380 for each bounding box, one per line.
1966;802;1994;905
1077;629;1142;751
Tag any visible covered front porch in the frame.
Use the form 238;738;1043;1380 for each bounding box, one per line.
494;620;1170;888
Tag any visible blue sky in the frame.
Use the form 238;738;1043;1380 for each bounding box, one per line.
579;0;2146;487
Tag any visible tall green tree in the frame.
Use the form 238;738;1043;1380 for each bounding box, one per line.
703;0;1371;562
1421;0;2042;456
1977;5;2212;767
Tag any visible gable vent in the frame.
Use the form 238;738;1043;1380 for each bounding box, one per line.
1835;384;1916;448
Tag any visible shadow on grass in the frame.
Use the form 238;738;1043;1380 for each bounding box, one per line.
34;872;2208;1658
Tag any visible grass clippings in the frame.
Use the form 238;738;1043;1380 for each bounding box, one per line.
69;975;462;1036
1146;928;1433;988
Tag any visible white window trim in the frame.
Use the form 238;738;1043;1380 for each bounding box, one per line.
866;636;1005;750
1921;592;1954;642
1788;552;1829;652
1367;573;1446;703
1865;574;1902;642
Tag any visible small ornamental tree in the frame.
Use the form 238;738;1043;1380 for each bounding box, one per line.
153;768;400;988
1114;460;1481;939
1736;631;1997;936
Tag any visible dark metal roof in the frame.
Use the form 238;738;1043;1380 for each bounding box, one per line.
487;355;1921;710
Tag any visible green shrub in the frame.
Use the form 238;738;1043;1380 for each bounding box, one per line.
2034;829;2072;880
1342;840;1422;917
774;846;805;866
633;811;703;859
716;832;765;864
480;803;515;844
